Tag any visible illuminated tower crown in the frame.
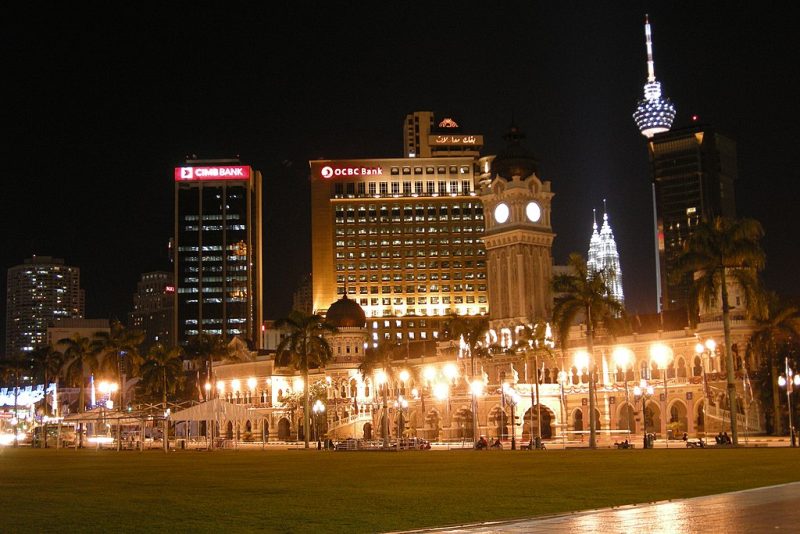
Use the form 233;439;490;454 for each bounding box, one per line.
633;14;676;138
587;202;625;306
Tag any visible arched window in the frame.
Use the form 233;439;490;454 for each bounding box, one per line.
677;357;687;378
693;356;703;377
350;378;358;398
640;360;649;381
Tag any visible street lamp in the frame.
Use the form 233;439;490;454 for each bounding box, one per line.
778;357;800;447
312;399;325;450
651;343;673;446
695;338;717;438
433;381;449;442
395;396;409;451
503;384;520;450
573;350;595;446
633;379;654;448
613;347;634;437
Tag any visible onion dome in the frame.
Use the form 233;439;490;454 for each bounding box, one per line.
491;123;539;180
326;295;366;328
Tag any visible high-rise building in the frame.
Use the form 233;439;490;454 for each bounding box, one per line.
292;273;313;315
587;205;625;306
650;124;738;312
633;15;676;139
173;158;263;347
128;271;175;351
480;125;555;332
5;256;84;357
404;111;484;159
311;114;488;344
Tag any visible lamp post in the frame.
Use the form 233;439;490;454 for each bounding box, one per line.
557;370;568;444
395;396;408;451
574;350;591;444
695;338;716;438
503;384;520;450
778;357;800;447
633;379;654;448
312;399;325;450
613;347;634;438
433;381;449;442
651;343;673;446
470;378;484;444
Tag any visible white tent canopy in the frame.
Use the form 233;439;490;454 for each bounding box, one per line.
168;398;265;425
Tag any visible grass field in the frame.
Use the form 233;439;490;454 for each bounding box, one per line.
2;448;799;533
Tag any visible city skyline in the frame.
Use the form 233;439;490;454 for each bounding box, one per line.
3;4;798;350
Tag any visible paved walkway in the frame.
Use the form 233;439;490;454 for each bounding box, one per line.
402;481;800;533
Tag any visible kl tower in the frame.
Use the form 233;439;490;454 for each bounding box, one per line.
633;14;676;137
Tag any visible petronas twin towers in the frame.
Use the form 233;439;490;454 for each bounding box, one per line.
587;205;624;306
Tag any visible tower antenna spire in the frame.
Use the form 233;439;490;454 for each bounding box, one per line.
592;208;598;229
645;14;656;83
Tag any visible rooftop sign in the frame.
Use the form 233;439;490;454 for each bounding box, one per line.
429;134;483;146
174;166;251;182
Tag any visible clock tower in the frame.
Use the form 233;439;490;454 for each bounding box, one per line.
481;124;555;330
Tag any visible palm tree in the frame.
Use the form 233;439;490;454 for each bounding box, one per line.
275;310;337;449
140;344;184;407
93;321;144;408
511;321;554;442
673;216;765;445
59;334;100;448
185;334;234;399
31;345;63;416
359;342;403;449
441;314;493;443
140;344;184;451
747;293;800;435
0;353;30;447
552;252;625;449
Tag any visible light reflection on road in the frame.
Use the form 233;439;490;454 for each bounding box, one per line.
410;482;800;533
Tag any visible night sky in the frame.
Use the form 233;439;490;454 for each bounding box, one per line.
3;3;798;348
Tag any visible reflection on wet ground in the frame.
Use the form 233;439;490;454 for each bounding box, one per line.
407;481;800;533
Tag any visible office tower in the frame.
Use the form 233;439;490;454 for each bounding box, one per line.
310;117;488;344
173;158;263;347
650;124;738;312
633;14;676;138
128;271;175;351
292;273;313;315
587;205;625;307
5;256;84;358
404;111;484;159
480;124;555;330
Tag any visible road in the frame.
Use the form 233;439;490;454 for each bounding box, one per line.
403;481;800;533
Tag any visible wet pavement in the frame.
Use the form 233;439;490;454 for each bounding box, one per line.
404;481;800;533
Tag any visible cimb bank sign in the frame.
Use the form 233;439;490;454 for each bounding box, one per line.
174;165;251;181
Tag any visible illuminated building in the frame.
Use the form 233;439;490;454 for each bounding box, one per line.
587;204;624;306
173;158;263;347
310;115;489;344
650;124;738;312
128;271;175;351
633;15;676;138
404;111;484;159
5;256;84;358
480;124;554;330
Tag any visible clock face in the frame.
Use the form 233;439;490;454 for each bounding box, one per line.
494;203;510;224
526;201;541;223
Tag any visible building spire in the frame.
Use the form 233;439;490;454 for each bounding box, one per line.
645;14;656;83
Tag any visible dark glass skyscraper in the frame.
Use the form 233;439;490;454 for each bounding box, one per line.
173;158;263;348
650;124;737;312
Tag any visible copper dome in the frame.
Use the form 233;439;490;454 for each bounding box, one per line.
326;295;366;328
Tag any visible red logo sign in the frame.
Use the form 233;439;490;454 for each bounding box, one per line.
174;166;251;181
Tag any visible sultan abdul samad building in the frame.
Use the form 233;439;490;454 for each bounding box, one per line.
207;110;764;446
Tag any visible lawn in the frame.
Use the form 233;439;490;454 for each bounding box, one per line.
1;448;799;533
